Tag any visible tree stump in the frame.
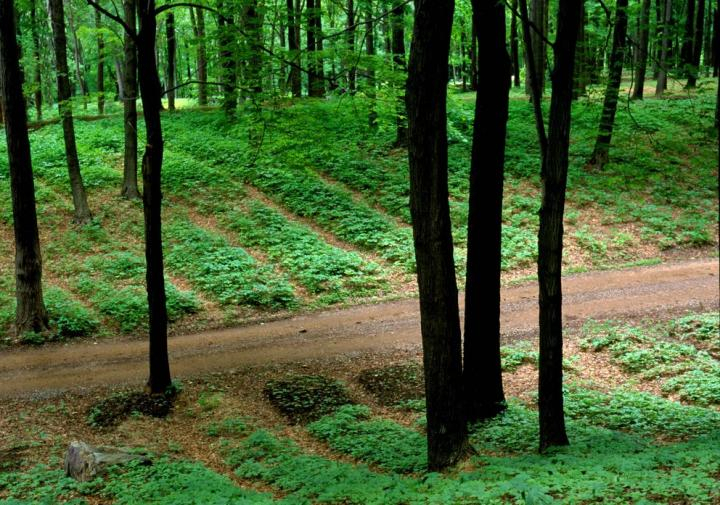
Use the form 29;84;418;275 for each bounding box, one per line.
64;441;150;482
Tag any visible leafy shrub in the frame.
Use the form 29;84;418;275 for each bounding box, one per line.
87;389;177;428
263;375;352;423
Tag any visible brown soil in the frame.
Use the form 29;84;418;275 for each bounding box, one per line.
0;258;716;400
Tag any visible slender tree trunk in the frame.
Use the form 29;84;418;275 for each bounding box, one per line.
121;0;140;199
588;0;629;169
688;0;705;86
682;0;696;78
96;9;105;113
30;0;42;120
391;0;406;146
245;0;263;94
461;30;468;91
463;0;510;423
136;0;171;394
190;6;208;105
573;1;587;98
165;13;176;110
366;1;377;128
537;0;582;453
470;18;479;90
347;0;356;92
218;3;238;115
511;0;521;87
633;0;651;98
406;0;468;472
287;0;301;96
66;0;89;106
0;0;49;337
713;7;719;76
48;0;93;224
656;0;672;94
526;0;547;96
307;0;325;96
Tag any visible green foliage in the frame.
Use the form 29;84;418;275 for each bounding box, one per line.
87;390;175;428
43;287;99;339
206;417;252;438
357;363;424;406
164;219;296;309
0;464;96;504
308;405;427;473
501;341;538;372
263;375;353;423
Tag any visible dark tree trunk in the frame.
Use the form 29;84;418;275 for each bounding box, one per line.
307;0;325;96
713;7;719;76
0;0;50;337
391;0;406;146
66;0;89;106
121;0;140;199
190;6;208;105
287;0;301;96
470;18;479;90
365;1;377;128
165;12;176;110
244;0;263;94
526;0;547;96
681;0;696;78
463;0;510;423
96;9;105;114
537;0;581;453
510;0;521;87
48;0;93;224
30;0;42;120
218;4;238;115
347;0;356;92
573;1;587;98
632;0;651;98
656;0;673;95
588;0;629;169
688;0;705;86
406;0;468;472
137;0;171;394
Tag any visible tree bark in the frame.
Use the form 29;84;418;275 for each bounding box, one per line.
66;0;89;106
244;0;263;95
307;0;325;97
470;18;479;90
189;6;208;105
656;0;672;95
573;0;587;99
346;0;356;93
537;0;581;453
525;0;547;97
165;12;176;110
510;0;521;87
287;0;301;96
121;0;140;199
588;0;629;169
681;0;696;79
463;0;510;423
218;3;238;115
0;0;50;337
136;0;171;394
713;7;719;76
96;9;105;114
688;0;705;86
406;0;468;472
365;1;377;128
48;0;93;224
632;0;651;98
391;0;406;146
30;0;42;120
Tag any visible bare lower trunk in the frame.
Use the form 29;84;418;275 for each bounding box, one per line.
656;0;672;95
96;10;105;114
30;0;42;120
48;0;93;224
165;12;176;111
392;0;407;146
121;0;140;199
632;0;651;98
0;0;49;337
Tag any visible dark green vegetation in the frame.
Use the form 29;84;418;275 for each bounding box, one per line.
3;313;720;504
0;92;717;344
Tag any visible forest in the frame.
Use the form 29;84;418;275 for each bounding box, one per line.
0;0;718;502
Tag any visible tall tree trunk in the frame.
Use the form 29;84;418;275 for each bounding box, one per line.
633;0;651;98
346;0;356;93
287;0;301;96
713;7;719;76
510;0;521;87
190;6;208;105
48;0;93;224
406;0;468;472
688;0;705;86
463;0;510;423
30;0;42;120
244;0;263;94
96;9;105;113
525;0;547;96
307;0;325;96
656;0;673;94
218;3;238;115
681;0;696;78
588;0;629;169
573;0;587;98
0;0;50;336
66;0;89;106
537;0;581;453
136;0;171;394
365;1;377;128
391;0;406;146
121;0;140;199
165;12;176;110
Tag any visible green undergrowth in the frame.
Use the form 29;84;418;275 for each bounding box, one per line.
581;314;720;405
263;375;353;424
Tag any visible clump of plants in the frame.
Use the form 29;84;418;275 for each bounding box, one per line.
357;362;424;406
263;374;352;423
87;386;180;428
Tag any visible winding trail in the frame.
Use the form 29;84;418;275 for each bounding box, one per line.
0;259;717;399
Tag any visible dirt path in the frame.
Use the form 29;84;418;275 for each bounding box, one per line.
0;259;717;399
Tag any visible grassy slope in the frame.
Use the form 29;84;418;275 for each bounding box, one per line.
0;88;717;343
